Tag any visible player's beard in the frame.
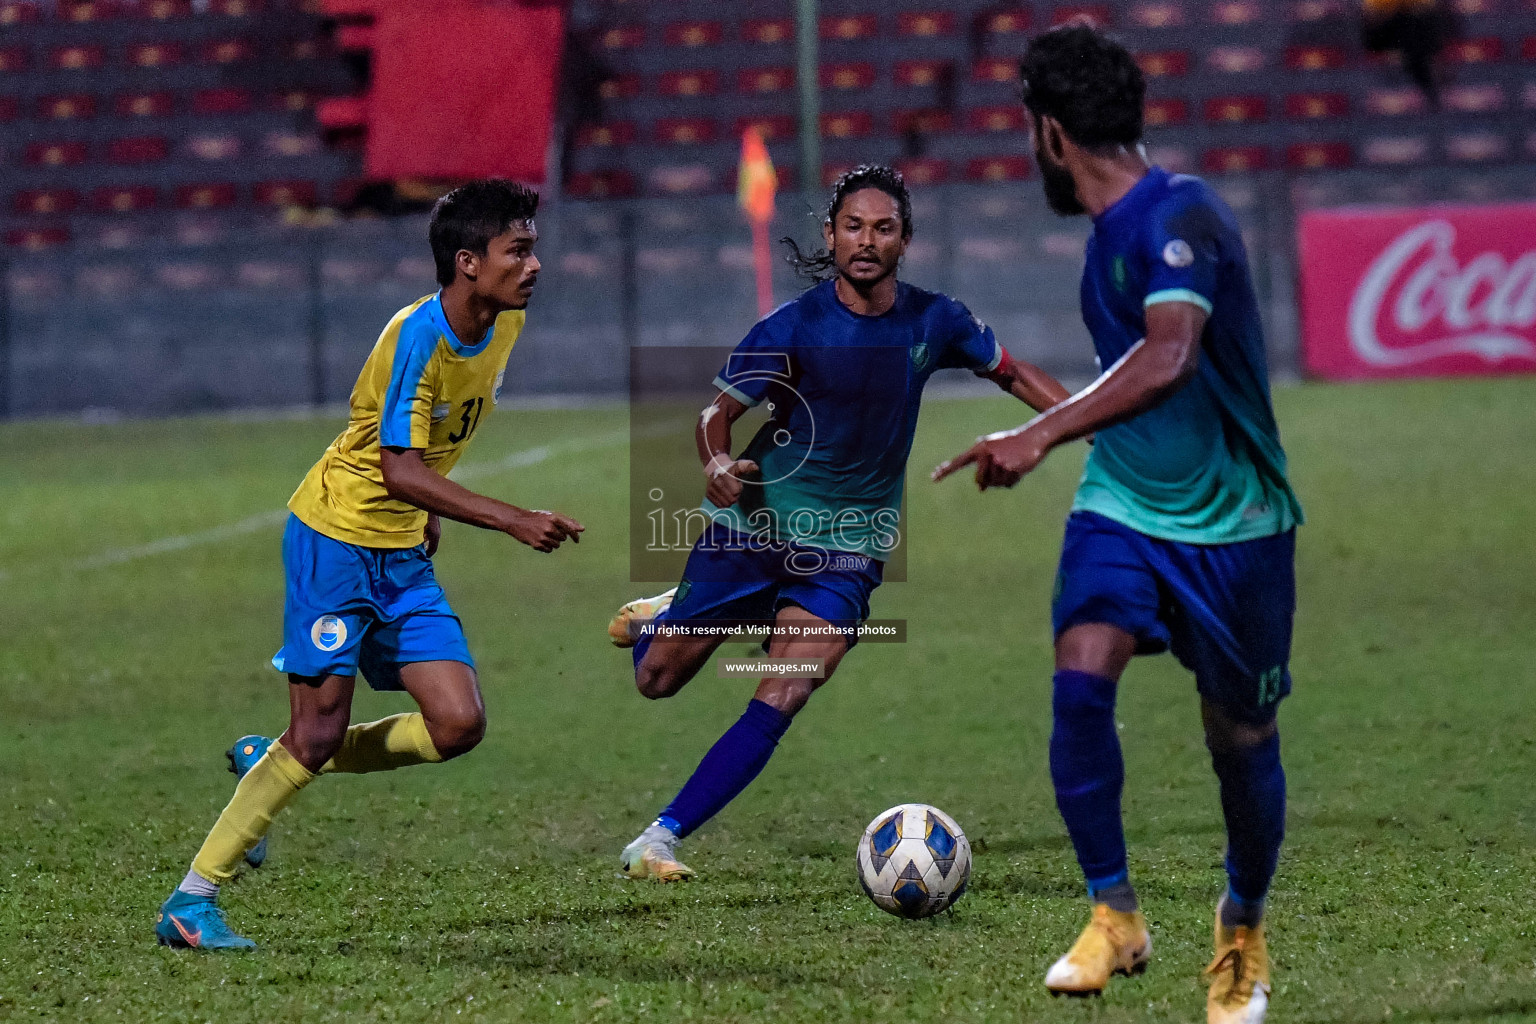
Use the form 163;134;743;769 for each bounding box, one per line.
1036;142;1086;217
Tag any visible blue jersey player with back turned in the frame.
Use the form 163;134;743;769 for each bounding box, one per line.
935;27;1302;1023
607;165;1072;882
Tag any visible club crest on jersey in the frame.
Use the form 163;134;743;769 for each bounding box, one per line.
1163;239;1194;268
910;343;932;372
430;403;451;422
311;614;348;652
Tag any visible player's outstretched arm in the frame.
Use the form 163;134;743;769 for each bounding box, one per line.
935;302;1206;490
696;390;759;508
381;446;584;553
981;349;1072;413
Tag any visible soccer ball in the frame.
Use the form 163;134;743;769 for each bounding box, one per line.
855;803;972;919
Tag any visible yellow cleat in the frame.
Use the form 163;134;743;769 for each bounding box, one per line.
608;588;677;648
1204;909;1270;1024
620;827;695;882
1044;903;1152;997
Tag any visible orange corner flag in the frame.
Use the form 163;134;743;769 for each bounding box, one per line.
738;126;777;224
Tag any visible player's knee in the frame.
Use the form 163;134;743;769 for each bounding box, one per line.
429;708;486;761
1202;700;1277;752
286;717;349;770
635;662;683;700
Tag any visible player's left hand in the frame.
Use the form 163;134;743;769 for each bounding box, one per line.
424;513;441;557
932;428;1050;490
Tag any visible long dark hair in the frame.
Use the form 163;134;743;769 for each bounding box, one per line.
780;164;913;281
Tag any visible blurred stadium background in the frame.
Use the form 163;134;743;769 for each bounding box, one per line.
0;0;1532;418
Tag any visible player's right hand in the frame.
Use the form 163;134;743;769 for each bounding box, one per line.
504;508;585;552
704;459;759;508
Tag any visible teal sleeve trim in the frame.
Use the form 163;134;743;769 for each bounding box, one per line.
1144;288;1213;315
982;339;1004;373
713;376;763;407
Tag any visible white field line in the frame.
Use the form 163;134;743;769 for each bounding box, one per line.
4;429;631;581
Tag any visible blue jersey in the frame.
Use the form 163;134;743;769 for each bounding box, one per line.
709;279;1003;558
1073;167;1303;543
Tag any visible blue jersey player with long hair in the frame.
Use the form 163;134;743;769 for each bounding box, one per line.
935;26;1302;1023
608;165;1072;883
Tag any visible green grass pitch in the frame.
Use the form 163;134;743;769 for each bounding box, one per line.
1;378;1534;1022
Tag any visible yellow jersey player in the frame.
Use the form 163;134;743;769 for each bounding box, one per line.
156;179;584;950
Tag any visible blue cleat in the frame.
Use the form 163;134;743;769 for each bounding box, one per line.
227;735;274;868
155;889;255;950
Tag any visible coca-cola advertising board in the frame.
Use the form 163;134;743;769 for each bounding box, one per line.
1297;203;1536;380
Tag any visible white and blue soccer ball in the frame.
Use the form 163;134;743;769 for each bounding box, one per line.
856;803;972;919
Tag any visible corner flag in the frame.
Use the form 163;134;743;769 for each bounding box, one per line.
738;126;778;315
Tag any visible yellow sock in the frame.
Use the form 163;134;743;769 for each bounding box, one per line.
321;713;443;774
191;740;313;884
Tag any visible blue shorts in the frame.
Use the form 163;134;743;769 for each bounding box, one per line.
272;514;473;691
664;522;884;645
1052;511;1296;724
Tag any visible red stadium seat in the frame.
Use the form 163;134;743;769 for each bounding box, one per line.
1051;5;1112;27
39;94;96;120
1364;87;1428;116
1201;146;1269;173
0;46;28;72
127;41;182;67
1204;95;1268;123
664;21;723;47
564;170;636;199
1446;132;1509;161
1208;46;1265;72
1288;0;1346;20
966;156;1032;181
822;162;857;187
6;227;71;250
896;158;948;185
980;8;1031;34
185;133;242;160
254;180;317;207
574;121;636;148
0;96;15;121
1286;142;1352;169
821;62;876;91
658;70;719;98
92;185;158;212
820;111;873;138
596;25;642;49
1361;135;1430;164
654;118;717;145
174;183;239;209
968;105;1026;133
820;15;877;41
116;91;176;117
739;67;794;94
1128;2;1187;27
0;1;40;25
897;12;956;37
316;95;365;129
201;39;254;64
599;74;641;100
192;87;252;114
136;0;191;17
1137;50;1190;76
51;45;106;70
973;57;1020;84
108;135;170;163
25;141;88;167
1445;38;1504;63
1144;97;1189;125
61;1;121;22
1211;1;1263;24
895;60;952;87
1285;45;1348;70
1443;84;1507;113
1284;92;1349;119
894;109;954;135
12;189;81;215
733;115;796;142
741;19;793;45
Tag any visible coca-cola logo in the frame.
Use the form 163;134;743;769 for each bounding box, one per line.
1347;219;1536;367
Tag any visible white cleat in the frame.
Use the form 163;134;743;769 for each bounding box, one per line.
620;823;695;882
608;588;676;648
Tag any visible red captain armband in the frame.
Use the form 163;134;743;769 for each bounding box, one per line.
980;346;1016;391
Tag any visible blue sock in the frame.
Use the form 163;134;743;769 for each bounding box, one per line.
1049;670;1129;890
659;699;792;838
1208;729;1285;908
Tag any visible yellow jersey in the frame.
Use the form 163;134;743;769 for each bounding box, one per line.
288;293;523;548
